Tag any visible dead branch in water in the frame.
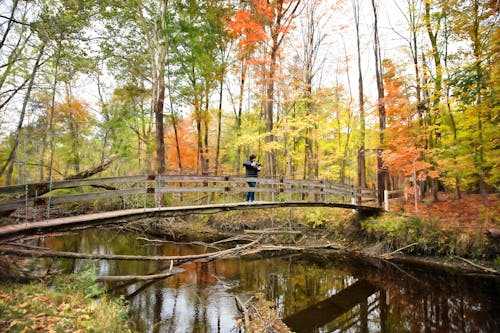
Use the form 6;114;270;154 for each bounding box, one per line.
381;242;419;258
234;295;250;331
243;230;302;235
0;236;263;262
452;255;498;275
136;236;222;250
96;267;184;282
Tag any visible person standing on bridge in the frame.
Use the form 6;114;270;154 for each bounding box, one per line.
243;154;261;203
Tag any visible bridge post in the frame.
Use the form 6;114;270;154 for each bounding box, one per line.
384;190;389;211
350;185;356;205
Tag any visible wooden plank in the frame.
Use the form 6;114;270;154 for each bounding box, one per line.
0;187;372;212
0;198;33;212
0;176;150;194
0;175;368;195
0;175;376;213
50;189;147;204
0;202;381;240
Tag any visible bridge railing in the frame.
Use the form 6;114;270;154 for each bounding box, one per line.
0;175;377;215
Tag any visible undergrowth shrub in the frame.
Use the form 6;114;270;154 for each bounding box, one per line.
361;213;496;258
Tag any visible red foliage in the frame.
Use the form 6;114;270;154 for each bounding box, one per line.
227;10;267;49
402;193;498;231
165;119;198;173
381;60;438;181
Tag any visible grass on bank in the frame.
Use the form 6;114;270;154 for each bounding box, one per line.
0;270;135;333
200;203;498;266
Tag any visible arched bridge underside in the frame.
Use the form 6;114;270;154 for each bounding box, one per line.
0;175;380;240
0;202;381;241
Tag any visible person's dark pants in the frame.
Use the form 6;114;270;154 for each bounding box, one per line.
246;182;256;202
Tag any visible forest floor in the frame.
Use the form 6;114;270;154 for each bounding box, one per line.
399;192;498;232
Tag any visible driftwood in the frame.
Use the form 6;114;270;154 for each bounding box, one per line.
234;295;250;331
243;229;302;235
136;236;221;250
452;255;498;275
96;267;184;282
0;236;339;265
0;236;263;262
381;242;419;258
211;235;255;245
0;245;231;261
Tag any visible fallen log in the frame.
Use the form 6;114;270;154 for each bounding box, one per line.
96;267;184;282
381;242;419;259
243;230;302;235
0;158;115;216
0;236;263;262
234;295;250;331
0;246;217;261
236;243;343;257
452;255;498;275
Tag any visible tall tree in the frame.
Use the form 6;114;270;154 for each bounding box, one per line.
228;0;302;177
371;0;387;204
0;44;45;181
101;0;173;175
352;0;366;190
446;0;498;204
172;0;230;175
298;0;329;180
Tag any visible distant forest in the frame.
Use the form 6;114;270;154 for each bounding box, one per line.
0;0;498;204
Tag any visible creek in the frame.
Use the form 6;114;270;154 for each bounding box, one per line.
26;228;499;332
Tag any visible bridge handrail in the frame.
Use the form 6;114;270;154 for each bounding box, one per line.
0;175;377;213
0;175;365;193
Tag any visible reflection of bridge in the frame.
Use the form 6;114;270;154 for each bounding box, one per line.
0;175;380;239
284;279;379;333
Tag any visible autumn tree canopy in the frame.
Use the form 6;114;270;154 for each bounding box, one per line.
0;0;498;204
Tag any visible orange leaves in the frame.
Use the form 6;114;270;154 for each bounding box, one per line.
53;98;93;124
381;59;435;181
227;10;267;49
252;0;274;22
0;279;133;333
165;119;198;172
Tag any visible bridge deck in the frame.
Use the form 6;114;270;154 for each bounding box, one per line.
0;201;381;240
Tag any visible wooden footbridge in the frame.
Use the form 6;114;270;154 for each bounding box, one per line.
0;175;380;240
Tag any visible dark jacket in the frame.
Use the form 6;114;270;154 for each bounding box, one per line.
243;160;261;177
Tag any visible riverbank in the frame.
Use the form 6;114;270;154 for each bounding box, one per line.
0;194;497;332
0;270;136;332
166;193;498;274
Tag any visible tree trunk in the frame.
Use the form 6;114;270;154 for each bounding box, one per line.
353;0;366;191
236;56;246;174
203;87;210;176
372;0;386;205
154;76;166;175
215;71;224;176
0;44;45;182
265;45;277;178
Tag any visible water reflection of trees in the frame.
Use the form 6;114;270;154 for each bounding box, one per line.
38;230;499;332
359;259;500;333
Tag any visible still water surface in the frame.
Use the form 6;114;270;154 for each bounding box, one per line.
35;228;499;333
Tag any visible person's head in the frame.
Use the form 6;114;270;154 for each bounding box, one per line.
249;154;256;162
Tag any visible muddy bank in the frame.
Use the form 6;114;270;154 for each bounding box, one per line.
118;210;499;276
